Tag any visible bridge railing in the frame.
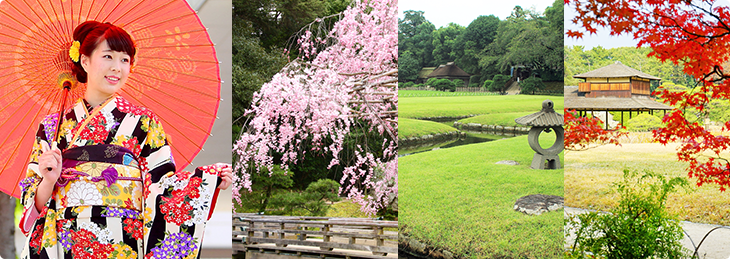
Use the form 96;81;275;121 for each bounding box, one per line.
233;214;398;258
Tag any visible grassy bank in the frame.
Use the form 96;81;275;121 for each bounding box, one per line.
400;135;564;258
399;93;564;119
399;118;459;139
565;142;730;225
458;111;534;126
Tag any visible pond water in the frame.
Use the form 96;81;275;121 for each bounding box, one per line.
399;131;509;157
399;117;529;156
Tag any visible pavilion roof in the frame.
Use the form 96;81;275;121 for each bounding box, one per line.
574;61;661;80
427;62;470;78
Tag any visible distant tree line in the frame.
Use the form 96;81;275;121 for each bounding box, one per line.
233;0;351;139
564;46;691;91
398;0;563;90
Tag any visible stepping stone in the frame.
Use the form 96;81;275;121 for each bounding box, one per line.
514;194;564;215
496;160;519;165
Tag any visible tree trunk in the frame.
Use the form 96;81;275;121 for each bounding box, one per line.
0;192;16;258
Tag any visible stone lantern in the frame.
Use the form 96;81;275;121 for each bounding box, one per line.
515;99;564;169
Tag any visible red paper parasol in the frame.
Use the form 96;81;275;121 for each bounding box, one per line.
0;0;221;198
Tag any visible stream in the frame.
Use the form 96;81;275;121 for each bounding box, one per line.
399;119;525;157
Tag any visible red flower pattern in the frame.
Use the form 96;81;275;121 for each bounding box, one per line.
160;196;193;225
71;229;113;259
77;115;109;144
121;136;141;157
29;224;43;253
123;218;144;240
116;98;158;121
159;176;204;226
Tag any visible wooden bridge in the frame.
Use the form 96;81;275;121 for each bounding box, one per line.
233;214;398;259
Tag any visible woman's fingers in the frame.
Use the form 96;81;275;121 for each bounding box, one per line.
217;166;232;190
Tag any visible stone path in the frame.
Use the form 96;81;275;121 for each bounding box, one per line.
565;207;730;259
505;80;520;95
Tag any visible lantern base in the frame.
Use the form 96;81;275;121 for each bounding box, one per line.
531;153;561;169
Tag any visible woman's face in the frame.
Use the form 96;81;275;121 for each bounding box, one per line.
80;40;131;98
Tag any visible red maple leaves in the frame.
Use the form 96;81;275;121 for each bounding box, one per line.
567;0;730;190
564;109;627;151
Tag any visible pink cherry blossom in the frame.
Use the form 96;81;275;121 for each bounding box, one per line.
233;0;398;215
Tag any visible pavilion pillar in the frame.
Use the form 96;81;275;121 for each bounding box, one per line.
605;110;609;130
621;112;624;127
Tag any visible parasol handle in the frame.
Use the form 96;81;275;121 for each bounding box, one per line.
46;81;71;172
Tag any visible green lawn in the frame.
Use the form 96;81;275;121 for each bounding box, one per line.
399;118;459;139
399;93;564;119
565;142;730;226
399;90;499;97
400;135;564;258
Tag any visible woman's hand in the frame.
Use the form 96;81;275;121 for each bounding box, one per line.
215;163;232;190
34;142;61;212
38;142;61;183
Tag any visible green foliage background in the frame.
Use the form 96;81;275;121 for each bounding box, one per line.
564;46;691;89
398;0;564;88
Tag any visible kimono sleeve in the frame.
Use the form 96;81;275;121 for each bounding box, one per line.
139;115;222;257
18;115;56;236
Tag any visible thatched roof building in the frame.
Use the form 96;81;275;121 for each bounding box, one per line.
426;62;471;86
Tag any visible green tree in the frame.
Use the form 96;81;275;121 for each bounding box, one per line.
519;76;545;94
232;19;288;139
399;10;436;67
488;74;510;93
234;0;344;49
431;23;465;66
454;15;500;85
232;0;351;140
482;79;493;89
432;78;456;92
564;46;688;88
499;0;563;81
399;50;421;82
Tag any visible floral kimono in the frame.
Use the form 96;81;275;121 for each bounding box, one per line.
19;95;223;259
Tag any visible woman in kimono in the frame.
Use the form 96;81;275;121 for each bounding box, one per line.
18;21;232;258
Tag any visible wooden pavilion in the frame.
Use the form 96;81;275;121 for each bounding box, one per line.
426;62;471;87
565;61;673;129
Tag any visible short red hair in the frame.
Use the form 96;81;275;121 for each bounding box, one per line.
71;21;136;83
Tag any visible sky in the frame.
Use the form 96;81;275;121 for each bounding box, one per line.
398;0;555;29
563;5;639;49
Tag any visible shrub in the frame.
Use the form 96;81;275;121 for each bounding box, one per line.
432;78;456;92
426;77;438;87
482;79;493;89
468;75;481;88
401;81;415;88
488;74;510;92
519;76;545;94
626;113;663;132
565;170;689;259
